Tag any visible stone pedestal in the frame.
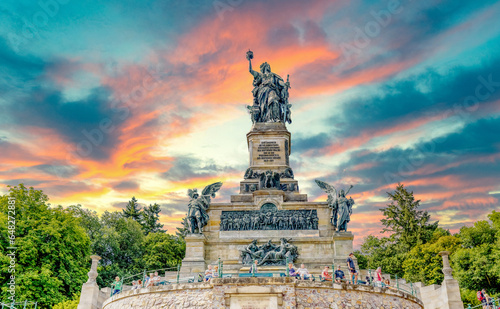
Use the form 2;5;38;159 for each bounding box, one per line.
181;234;207;273
332;232;357;270
77;255;101;309
247;122;291;172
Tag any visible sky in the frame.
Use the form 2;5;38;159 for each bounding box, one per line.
1;0;499;246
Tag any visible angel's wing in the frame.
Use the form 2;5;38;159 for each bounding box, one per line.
314;179;336;195
315;179;338;207
202;182;223;197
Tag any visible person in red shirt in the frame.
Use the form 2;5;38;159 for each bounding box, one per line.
321;266;332;281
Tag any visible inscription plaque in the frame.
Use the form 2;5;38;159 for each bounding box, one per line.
230;296;278;309
256;141;281;163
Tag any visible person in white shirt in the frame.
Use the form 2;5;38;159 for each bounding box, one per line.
250;260;258;274
297;264;313;281
213;265;219;278
146;273;154;287
152;271;161;286
204;265;213;282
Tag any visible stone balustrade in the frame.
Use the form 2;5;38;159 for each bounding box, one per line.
102;277;423;309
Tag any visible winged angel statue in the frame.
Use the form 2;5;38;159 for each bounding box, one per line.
315;180;354;232
187;182;223;234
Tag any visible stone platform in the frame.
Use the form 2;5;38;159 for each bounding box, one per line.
102;277;424;309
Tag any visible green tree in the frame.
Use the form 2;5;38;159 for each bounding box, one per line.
94;211;145;287
403;231;461;284
175;216;189;238
381;183;438;249
122;197;142;222
458;220;497;248
0;184;90;309
68;205;103;248
359;184;440;277
52;294;79;309
142;233;185;270
360;235;406;275
451;214;500;295
353;250;368;269
142;203;164;235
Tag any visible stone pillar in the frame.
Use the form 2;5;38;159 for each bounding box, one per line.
332;232;356;271
180;234;207;273
77;255;101;309
438;251;464;309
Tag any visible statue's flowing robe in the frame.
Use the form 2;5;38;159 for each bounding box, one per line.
253;73;285;121
337;196;351;231
328;195;338;226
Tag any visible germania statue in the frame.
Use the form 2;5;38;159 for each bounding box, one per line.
187;182;222;234
246;50;292;124
315;180;355;232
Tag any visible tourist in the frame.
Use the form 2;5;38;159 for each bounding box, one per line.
152;271;160;286
144;274;150;287
146;273;154;287
478;289;491;309
477;289;486;308
321;266;332;281
483;289;493;309
384;277;391;287
250;260;258;274
288;263;298;278
334;266;345;283
297;264;313;281
137;279;142;288
346;253;357;284
132;280;138;290
204;265;213;282
364;276;371;285
111;276;122;295
213;265;219;278
374;267;383;287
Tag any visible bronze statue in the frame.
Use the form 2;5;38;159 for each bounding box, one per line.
259;170;280;189
240;238;298;266
246;50;292;124
187;182;222;234
315;180;354;232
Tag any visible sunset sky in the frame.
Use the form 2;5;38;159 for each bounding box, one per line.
1;0;499;245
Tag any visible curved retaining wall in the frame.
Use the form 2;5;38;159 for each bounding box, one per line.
102;277;423;309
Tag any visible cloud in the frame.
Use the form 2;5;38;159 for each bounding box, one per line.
111;180;140;192
161;156;239;182
293;132;333;153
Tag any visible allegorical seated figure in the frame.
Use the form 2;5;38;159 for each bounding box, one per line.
241;238;298;266
246;50;292;124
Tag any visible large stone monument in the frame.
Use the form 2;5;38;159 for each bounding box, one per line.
180;51;357;274
79;50;462;309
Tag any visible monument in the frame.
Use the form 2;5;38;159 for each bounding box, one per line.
180;50;357;274
95;50;429;309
